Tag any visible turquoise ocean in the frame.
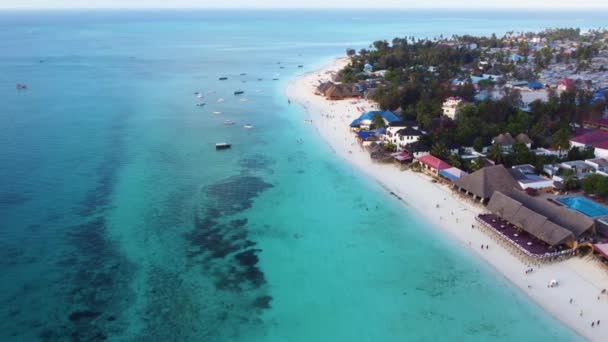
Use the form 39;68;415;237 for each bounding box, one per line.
1;9;607;341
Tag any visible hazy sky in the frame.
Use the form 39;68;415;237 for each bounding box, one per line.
1;0;608;9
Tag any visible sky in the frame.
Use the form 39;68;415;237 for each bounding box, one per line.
1;0;608;9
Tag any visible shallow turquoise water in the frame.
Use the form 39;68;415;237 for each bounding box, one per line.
1;9;605;341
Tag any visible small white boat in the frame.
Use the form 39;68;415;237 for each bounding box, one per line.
217;98;225;103
213;111;222;115
197;94;204;98
243;124;254;129
216;142;231;150
224;120;235;125
304;119;313;124
239;98;248;103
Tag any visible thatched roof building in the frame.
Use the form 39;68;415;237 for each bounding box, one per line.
487;190;595;245
454;165;521;202
322;84;360;100
487;191;575;246
508;190;594;238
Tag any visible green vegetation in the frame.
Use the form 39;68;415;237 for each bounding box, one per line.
339;28;607;169
582;173;608;199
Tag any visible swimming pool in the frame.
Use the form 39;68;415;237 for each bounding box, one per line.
557;196;608;217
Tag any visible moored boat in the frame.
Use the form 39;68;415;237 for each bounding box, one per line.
219;77;228;80
243;124;254;129
215;142;231;150
223;120;235;125
234;90;244;95
213;111;222;115
196;103;206;106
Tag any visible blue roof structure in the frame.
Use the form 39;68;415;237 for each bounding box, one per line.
527;82;543;90
511;54;524;62
350;111;401;127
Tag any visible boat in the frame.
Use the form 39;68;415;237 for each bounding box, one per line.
304;119;313;124
243;124;254;129
216;142;231;150
234;90;244;95
16;83;27;90
219;77;228;80
197;94;204;98
298;65;303;68
196;103;206;106
239;98;248;103
240;73;247;76
279;66;285;69
272;78;279;81
213;111;222;115
223;120;235;125
217;98;225;103
257;78;263;81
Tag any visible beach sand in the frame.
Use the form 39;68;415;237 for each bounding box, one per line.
286;57;608;341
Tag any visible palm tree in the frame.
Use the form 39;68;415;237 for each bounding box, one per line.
487;143;505;164
372;114;386;129
553;128;571;155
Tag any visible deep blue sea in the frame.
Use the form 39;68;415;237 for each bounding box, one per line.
1;9;606;341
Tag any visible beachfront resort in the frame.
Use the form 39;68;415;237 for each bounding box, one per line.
288;28;608;338
314;28;608;264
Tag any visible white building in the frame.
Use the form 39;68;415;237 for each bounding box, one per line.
511;164;554;190
383;126;423;151
442;96;464;120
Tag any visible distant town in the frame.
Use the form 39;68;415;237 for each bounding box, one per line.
315;28;608;262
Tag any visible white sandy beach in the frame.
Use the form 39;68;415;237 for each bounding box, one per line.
286;57;608;341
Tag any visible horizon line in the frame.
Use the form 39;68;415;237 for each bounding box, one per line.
1;7;608;11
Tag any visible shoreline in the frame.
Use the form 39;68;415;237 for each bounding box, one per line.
286;57;608;341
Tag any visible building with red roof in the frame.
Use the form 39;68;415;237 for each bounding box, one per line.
570;129;608;146
416;154;451;174
569;129;608;159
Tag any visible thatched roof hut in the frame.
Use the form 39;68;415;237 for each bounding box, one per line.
454;165;521;201
487;191;576;246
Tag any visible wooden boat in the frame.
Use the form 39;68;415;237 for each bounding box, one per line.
196;103;206;106
240;73;247;76
216;143;231;150
219;77;228;80
234;90;244;95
